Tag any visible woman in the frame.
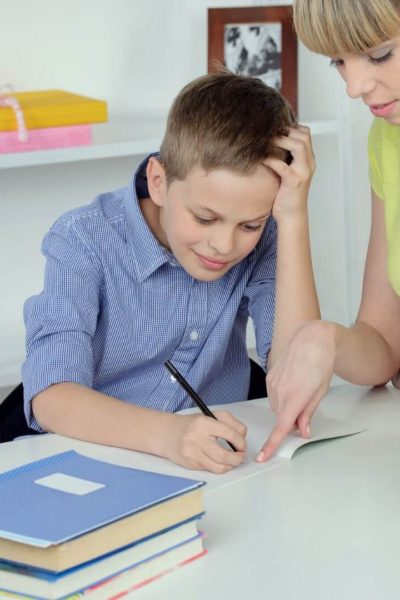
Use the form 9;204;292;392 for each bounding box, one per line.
257;0;400;462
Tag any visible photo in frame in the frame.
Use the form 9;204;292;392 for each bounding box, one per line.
208;6;297;112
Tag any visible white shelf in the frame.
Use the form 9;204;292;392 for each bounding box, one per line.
0;116;167;169
0;116;339;170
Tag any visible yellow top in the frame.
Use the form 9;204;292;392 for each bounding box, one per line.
368;117;400;296
0;90;107;130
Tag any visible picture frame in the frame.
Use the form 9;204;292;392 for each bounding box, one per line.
208;6;297;113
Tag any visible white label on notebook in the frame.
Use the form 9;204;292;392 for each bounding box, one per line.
34;472;105;495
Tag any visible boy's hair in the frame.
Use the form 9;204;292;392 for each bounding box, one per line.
293;0;400;57
159;70;296;183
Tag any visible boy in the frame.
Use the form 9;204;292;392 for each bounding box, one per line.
23;71;318;473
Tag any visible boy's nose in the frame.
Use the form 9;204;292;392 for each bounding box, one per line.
208;228;235;255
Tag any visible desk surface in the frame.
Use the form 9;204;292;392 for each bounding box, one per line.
1;384;400;600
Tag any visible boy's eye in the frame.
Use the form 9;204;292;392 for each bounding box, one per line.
193;213;264;231
242;223;263;232
194;215;215;225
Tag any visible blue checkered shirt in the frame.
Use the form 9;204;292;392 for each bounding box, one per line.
22;155;277;430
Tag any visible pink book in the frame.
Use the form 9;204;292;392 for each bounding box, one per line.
0;124;92;153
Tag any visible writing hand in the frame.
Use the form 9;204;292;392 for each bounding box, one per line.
164;410;247;473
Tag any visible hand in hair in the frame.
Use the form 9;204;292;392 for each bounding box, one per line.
263;125;315;221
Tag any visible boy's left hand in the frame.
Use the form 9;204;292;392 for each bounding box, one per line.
263;125;315;220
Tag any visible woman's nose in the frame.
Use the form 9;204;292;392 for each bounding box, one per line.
343;62;376;99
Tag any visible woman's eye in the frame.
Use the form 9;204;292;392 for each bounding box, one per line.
329;58;344;69
330;50;393;70
369;50;393;65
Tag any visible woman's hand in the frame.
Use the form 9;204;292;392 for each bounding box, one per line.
163;411;247;473
257;321;336;462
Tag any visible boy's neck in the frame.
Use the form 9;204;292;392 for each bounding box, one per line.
139;196;171;251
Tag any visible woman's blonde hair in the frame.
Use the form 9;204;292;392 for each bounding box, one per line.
293;0;400;56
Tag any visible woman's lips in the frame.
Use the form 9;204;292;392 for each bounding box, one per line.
369;100;397;118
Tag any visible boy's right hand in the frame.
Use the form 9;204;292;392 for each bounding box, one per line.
163;411;247;473
265;125;315;221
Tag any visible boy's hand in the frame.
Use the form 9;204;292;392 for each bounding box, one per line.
164;411;247;473
263;125;315;220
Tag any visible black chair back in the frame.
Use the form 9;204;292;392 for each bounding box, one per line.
248;358;267;400
0;384;43;443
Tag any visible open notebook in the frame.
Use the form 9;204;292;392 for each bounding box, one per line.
9;398;365;494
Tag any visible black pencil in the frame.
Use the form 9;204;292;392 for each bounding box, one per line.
164;360;237;452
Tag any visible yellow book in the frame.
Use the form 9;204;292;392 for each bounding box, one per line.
0;90;108;131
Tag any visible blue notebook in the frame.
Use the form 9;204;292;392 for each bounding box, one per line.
0;451;204;548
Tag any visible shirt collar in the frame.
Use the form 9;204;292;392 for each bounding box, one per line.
123;153;178;283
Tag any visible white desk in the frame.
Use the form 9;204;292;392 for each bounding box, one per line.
1;384;400;599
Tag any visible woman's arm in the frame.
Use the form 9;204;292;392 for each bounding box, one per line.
336;190;400;383
258;189;400;461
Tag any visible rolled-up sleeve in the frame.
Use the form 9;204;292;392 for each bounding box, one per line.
22;219;102;429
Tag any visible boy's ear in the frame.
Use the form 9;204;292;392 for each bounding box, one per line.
146;157;168;207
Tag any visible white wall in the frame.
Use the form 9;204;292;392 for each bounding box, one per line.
344;99;373;317
0;0;372;385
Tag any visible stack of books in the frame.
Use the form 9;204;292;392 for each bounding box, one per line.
0;451;206;598
0;90;108;154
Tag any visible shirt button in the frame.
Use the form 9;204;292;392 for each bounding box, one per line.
170;375;176;382
189;330;199;341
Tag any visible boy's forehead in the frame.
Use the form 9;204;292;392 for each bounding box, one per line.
182;162;276;183
171;163;279;212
